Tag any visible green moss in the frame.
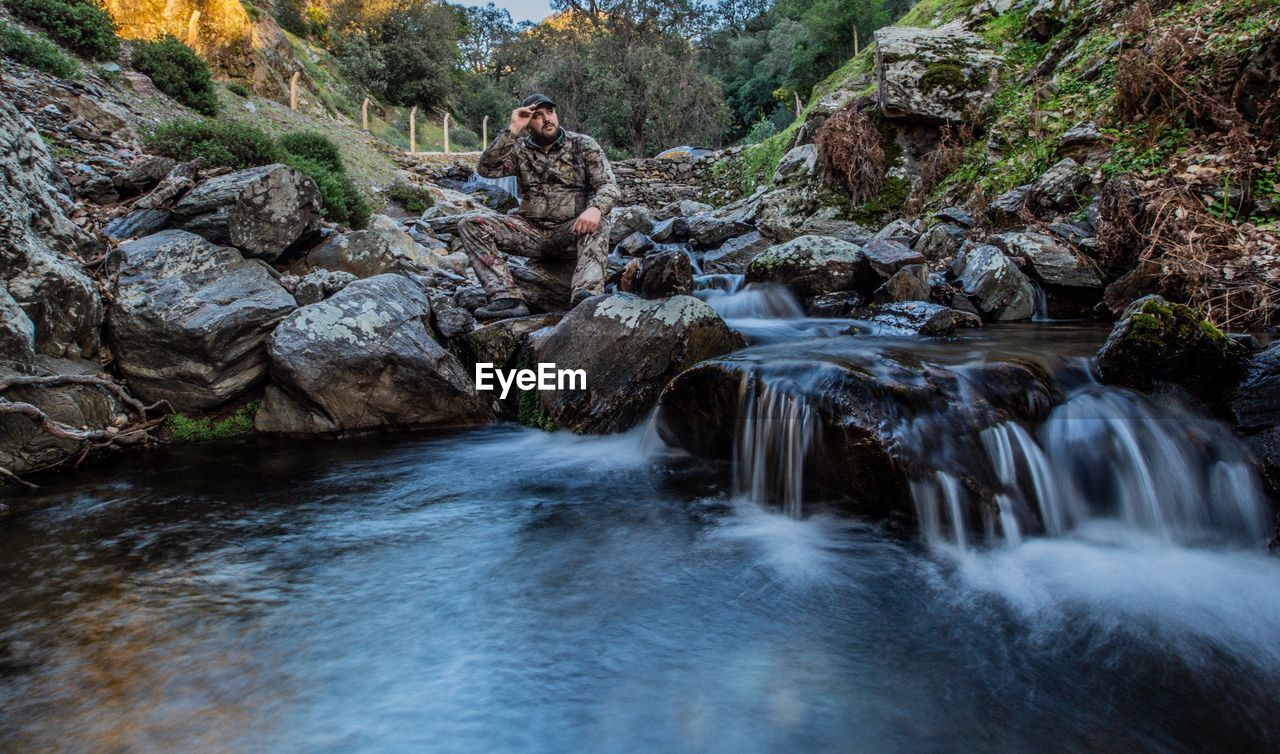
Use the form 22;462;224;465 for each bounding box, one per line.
1126;299;1229;348
164;401;259;442
919;62;967;93
516;386;557;431
849;175;911;225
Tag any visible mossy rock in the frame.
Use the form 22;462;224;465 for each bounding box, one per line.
1096;296;1248;408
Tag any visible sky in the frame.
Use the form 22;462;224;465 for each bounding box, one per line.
452;0;554;24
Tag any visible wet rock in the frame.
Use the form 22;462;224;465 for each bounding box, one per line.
773;144;818;183
616;231;655;257
1027;157;1089;213
873;264;931;303
527;294;744;433
173;164;322;262
806;291;866;317
256;275;491;434
1233;342;1280;431
990;230;1102;289
1096;295;1249;407
623;250;694;299
609;205;655;244
874;26;1001;123
746;235;864;299
0;95;103;360
103;208;172;241
0;357;126;476
294;269;357;306
949;243;1037;322
702;230;773;274
654;199;712;221
860;301;982;336
686;214;752;250
650;216;690;243
862;239;927;281
914;222;967;262
107;230;297;412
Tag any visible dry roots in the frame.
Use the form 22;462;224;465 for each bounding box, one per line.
815;96;885;204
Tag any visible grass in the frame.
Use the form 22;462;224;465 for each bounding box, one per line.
0;20;78;76
163;401;259;442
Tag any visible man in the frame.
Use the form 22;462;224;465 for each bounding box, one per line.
461;93;621;320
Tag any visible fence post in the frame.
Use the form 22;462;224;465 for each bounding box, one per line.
444;113;450;155
482;115;488;151
361;97;369;130
854;27;859;56
409;106;417;154
290;72;300;111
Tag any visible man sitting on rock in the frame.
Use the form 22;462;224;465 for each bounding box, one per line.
462;93;621;320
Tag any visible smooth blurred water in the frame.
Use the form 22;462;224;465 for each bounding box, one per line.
2;421;1279;753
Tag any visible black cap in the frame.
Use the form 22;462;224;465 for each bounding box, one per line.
521;93;556;110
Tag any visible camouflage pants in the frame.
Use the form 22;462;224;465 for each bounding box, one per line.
458;212;612;303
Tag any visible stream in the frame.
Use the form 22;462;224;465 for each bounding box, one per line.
1;278;1277;752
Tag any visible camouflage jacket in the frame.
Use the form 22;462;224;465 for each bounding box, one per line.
476;127;621;228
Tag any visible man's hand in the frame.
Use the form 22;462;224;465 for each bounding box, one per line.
509;106;535;135
573;207;602;236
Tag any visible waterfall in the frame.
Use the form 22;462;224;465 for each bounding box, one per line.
732;373;816;519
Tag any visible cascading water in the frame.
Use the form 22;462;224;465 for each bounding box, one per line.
692;274;851;342
732;372;816;519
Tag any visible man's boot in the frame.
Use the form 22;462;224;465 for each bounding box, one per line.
474;297;530;321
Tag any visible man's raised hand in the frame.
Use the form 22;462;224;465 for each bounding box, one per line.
509;106;535;134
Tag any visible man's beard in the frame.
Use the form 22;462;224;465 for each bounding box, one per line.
531;126;559;146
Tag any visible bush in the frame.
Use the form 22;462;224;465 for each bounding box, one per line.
277;131;343;173
144;118;279;169
226;82;249;97
6;0;119;60
131;35;219;115
0;20;79;76
388;181;433;213
281;154;370;228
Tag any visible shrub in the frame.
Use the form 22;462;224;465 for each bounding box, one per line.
6;0;119;60
144;118;279;169
388;181;433;213
0;20;78;76
226;82;249;97
131;35;219;115
281;154;370;229
277;131;343;173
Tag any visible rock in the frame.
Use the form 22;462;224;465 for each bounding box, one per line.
608;205;655;244
172;164;322;262
1057;121;1110;163
861;239;927;281
746;235;864;299
421;184;490;219
1026;0;1068;39
426;289;476;339
654;199;712;221
0;95;103;360
0;357;126;476
624;250;694;299
914;222;967;262
710;188;767;226
755;188;814;241
453;286;488;311
0;290;36;371
289;216;437;278
107;230;297;412
873;264;931;303
702;230;773;274
114;155;177;196
990;230;1102;289
134;161;198;210
1047;221;1094;247
859;301;982;335
686;214;752;250
799;207;877;245
506;257;578;313
256;275;491;434
1096;295;1249;407
102;208;172;241
949;243;1037;322
650;217;690;243
79;173;119;204
527;294;744;433
932;207;975;228
1027;157;1089;212
773;144;818;183
989;185;1029;219
616;231;655;257
806;291;866;317
874;26;1002;123
873;218;921;246
1233;342;1280;431
294;269;357;306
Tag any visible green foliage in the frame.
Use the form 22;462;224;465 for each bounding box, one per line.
388;181;434;213
278;130;344;173
335;0;461;111
0;20;78;76
164;401;259;442
516;383;556;431
1101;122;1191;178
849;175;910;224
1126;299;1228;348
281;153;371;228
131;35;219;116
144;118;279;169
5;0;119;60
226;82;250;97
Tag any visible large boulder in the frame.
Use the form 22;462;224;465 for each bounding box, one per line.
106;230;297;412
686;214;753;250
526;294;745;433
949;243;1038;322
289;216;439;278
861;239;927;281
256;275;491;434
623;250;695;299
1233;342;1280;432
609;205;655;244
990;230;1102;317
173;164;322;262
874;26;1001;123
914;222;967;262
0;95;102;360
746;235;864;299
773;144;818;184
873;264;931;303
755;188;814;241
798;208;876;245
1096;296;1249;408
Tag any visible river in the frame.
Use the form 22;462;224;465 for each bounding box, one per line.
1;280;1277;752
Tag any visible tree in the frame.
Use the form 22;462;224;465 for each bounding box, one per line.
460;3;516;76
334;0;464;111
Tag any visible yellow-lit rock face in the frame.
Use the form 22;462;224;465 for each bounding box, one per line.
103;0;252;53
